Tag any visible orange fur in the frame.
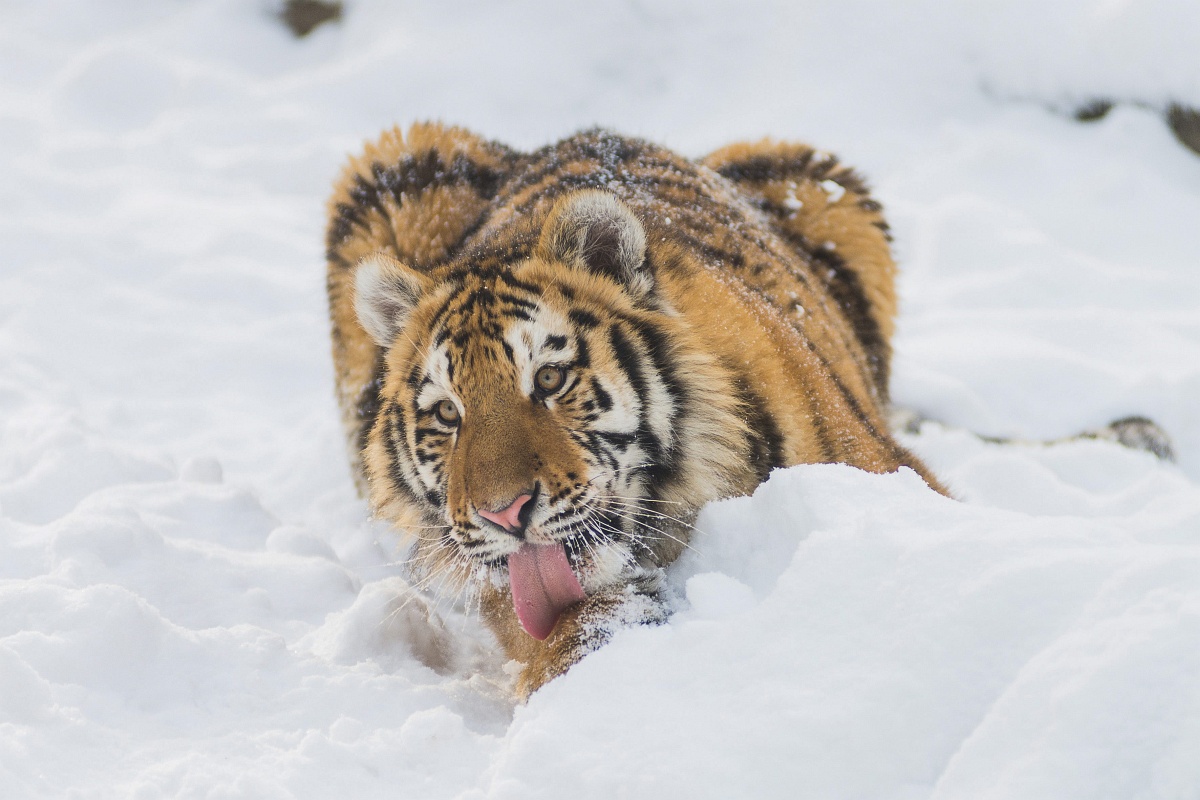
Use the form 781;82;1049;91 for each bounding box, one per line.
327;124;945;698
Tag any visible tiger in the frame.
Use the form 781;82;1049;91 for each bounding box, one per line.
325;122;947;698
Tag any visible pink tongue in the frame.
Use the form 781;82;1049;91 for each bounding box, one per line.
507;543;586;640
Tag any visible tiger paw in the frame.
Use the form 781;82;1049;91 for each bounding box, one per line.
514;589;668;700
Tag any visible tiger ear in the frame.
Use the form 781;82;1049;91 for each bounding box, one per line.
537;190;652;297
353;252;430;347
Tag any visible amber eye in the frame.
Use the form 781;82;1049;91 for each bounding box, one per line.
434;399;460;425
535;365;566;395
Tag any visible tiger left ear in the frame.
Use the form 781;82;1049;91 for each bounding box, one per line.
353;251;430;348
537;190;652;298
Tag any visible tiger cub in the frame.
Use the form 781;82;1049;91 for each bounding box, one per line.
326;123;946;697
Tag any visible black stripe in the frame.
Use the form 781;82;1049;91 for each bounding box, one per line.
498;292;537;310
354;354;386;458
590;377;613;411
569;308;600;328
798;381;834;464
625;316;683;406
428;287;464;331
801;337;908;466
542;502;584;526
382;402;426;509
608;324;648;410
507;170;703;213
714;152;872;198
503;308;533;322
494;133;657;205
451;287;490;320
607;323;668;474
778;227;888;398
495;269;542;295
620;316;684;482
412;426;445;444
573;335;591;369
595;430;637;450
415;449;441;465
569;428;617;472
727;372;787;478
327;149;510;257
666;231;750;273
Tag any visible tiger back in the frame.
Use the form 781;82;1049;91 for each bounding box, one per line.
325;123;944;697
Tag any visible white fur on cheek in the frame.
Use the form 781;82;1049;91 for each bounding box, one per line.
579;541;635;592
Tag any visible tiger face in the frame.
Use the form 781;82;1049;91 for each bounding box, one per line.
355;192;719;640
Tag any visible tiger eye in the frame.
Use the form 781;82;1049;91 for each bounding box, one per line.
535;365;566;394
434;399;460;425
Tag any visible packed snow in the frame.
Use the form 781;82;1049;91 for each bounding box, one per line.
2;1;1199;798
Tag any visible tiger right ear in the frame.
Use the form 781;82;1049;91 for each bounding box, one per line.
353;252;430;347
537;190;652;298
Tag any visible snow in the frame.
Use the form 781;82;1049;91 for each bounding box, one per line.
2;1;1199;798
819;179;846;203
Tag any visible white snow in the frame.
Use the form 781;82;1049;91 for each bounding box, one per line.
819;179;846;203
2;1;1199;798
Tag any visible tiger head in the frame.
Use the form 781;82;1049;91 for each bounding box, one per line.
353;191;750;639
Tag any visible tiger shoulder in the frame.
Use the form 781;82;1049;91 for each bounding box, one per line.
325;122;945;698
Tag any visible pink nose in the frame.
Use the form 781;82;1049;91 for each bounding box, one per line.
477;493;533;533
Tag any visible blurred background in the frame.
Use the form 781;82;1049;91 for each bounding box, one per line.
3;0;1198;508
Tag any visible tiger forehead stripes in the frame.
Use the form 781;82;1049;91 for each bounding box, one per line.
326;122;946;698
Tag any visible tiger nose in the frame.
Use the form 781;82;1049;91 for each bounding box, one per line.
477;492;534;534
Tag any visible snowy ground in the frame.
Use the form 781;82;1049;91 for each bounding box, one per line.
2;1;1200;798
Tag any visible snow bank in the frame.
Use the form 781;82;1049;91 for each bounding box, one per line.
2;1;1198;798
498;461;1200;799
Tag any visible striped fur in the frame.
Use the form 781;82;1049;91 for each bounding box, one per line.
326;123;946;697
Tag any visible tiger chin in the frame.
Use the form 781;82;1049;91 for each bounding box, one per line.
325;123;947;699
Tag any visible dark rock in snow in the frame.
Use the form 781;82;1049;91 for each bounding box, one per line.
1074;99;1113;122
280;0;343;38
1166;104;1200;156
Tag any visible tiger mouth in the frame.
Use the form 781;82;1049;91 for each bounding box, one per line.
468;535;592;640
458;492;647;638
467;520;617;640
506;541;586;640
